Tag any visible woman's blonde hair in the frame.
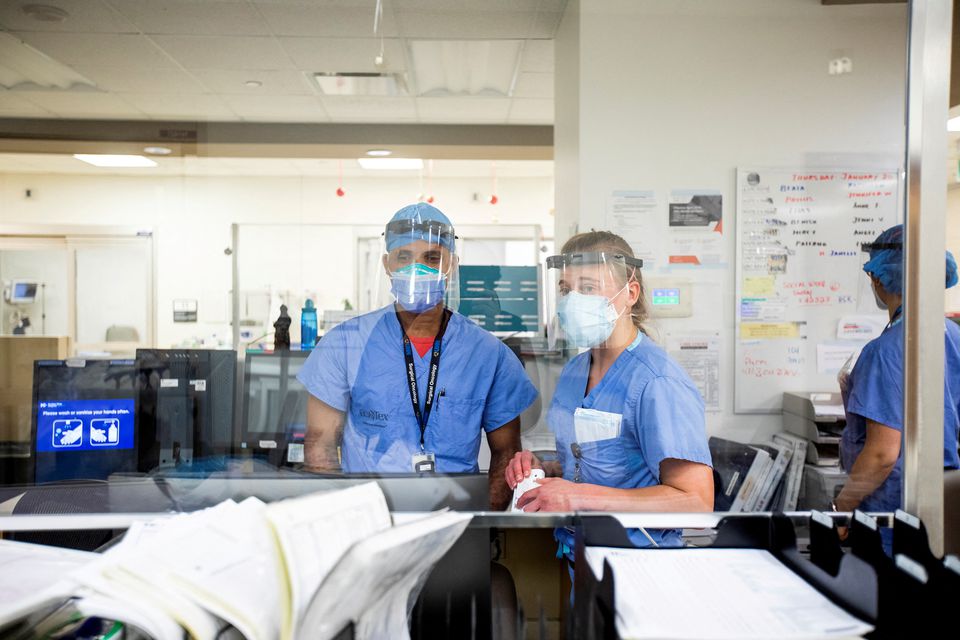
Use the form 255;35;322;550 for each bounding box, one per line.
560;230;649;334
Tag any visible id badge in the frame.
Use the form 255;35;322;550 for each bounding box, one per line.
412;451;436;473
574;408;622;443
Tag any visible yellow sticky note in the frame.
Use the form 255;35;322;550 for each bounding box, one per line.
743;276;775;296
740;322;800;340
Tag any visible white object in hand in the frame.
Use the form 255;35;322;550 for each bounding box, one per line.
511;468;545;512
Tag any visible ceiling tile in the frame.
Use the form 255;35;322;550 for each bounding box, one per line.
151;35;294;70
257;4;399;38
392;1;542;11
506;98;553;124
415;97;510;123
520;39;553;73
279;37;406;73
0;92;53;117
189;69;314;95
529;11;564;39
222;94;327;121
72;66;207;94
14;91;146;118
512;72;552;99
14;32;177;69
321;96;417;121
0;1;139;33
119;92;236;119
111;1;271;36
397;11;536;39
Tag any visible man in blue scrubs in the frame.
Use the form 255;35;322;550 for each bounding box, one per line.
836;225;960;533
297;203;538;509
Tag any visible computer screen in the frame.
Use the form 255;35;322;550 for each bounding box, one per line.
135;349;238;471
241;350;309;466
458;265;541;333
32;359;138;483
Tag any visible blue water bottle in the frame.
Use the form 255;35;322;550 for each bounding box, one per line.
300;299;318;350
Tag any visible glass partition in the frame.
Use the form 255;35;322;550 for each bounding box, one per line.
0;0;945;562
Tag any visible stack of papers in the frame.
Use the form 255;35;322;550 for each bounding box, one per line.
584;547;873;639
0;483;471;640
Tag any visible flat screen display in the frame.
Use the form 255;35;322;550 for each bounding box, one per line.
36;399;135;452
652;287;681;306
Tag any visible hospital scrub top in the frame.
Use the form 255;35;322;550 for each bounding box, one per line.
297;305;538;473
550;333;713;551
841;316;960;512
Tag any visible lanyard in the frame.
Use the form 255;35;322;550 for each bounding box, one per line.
398;309;451;450
886;305;903;330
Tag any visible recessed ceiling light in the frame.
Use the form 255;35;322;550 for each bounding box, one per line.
73;154;158;168
143;146;172;156
365;149;392;157
357;158;423;171
244;80;263;88
21;4;69;23
949;116;960;132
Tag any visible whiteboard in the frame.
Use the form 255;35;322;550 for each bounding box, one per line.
735;168;901;413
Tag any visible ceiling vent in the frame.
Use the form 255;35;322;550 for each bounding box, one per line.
311;72;408;96
0;32;96;91
408;40;523;97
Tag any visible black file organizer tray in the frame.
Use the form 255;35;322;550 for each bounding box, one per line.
571;514;878;640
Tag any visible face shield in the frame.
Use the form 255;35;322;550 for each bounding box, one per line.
546;251;643;349
379;218;460;313
859;240;902;312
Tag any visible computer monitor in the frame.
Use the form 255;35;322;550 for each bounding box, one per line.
32;359;138;483
135;349;238;472
6;280;38;304
241;350;310;467
458;265;541;333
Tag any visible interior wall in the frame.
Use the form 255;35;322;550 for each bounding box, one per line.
556;0;908;442
0;172;554;347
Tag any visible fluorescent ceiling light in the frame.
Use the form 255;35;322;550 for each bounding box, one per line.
949;116;960;132
143;146;172;156
366;149;393;157
313;72;407;96
73;154;158;168
409;40;523;97
357;158;423;171
0;32;96;90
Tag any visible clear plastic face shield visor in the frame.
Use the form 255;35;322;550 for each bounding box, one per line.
378;218;460;314
858;240;901;313
546;251;644;349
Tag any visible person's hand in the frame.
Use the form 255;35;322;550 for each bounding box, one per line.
837;526;849;542
505;450;542;489
516;477;588;512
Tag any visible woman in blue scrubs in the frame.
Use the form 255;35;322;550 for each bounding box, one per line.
834;226;960;529
506;231;714;549
298;203;538;509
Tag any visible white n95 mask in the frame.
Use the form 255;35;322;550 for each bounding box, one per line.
557;290;623;348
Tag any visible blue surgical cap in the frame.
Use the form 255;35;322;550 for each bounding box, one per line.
863;224;959;294
385;203;456;252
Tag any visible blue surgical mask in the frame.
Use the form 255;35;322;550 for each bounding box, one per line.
557;290;622;348
391;263;446;313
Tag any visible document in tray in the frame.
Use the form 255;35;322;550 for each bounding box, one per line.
266;481;392;640
584;547;873;639
0;540;93;629
298;510;472;640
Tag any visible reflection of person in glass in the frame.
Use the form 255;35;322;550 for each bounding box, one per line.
835;225;960;548
506;231;713;552
297;204;538;509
